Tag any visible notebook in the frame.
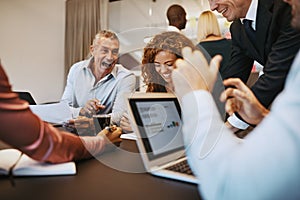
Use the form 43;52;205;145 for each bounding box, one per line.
0;149;76;176
126;92;197;184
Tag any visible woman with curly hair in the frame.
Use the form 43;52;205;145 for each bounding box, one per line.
141;31;198;93
121;31;210;132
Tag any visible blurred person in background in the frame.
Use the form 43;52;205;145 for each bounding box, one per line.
196;10;232;76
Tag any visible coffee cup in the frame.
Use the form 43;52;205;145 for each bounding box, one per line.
93;114;111;134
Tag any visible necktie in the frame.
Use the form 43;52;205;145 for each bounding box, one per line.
243;19;255;43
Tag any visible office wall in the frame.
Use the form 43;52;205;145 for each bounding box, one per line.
0;0;65;104
109;0;211;42
0;0;227;104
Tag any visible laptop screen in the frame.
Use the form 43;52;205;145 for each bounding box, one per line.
129;97;184;160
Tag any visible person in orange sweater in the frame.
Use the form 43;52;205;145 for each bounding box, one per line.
0;63;122;163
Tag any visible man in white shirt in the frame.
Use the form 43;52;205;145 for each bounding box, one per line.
166;4;187;32
61;30;136;124
172;0;300;199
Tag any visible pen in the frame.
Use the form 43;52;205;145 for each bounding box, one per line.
95;100;105;108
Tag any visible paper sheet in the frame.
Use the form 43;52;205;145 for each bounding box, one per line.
120;132;137;140
30;102;72;124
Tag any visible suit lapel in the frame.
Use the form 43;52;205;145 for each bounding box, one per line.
255;1;273;62
240;20;260;60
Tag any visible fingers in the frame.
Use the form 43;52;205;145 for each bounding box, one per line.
223;78;249;91
98;126;122;143
90;99;105;110
220;78;252;103
174;58;184;69
83;100;96;115
224;98;240;115
176;47;222;92
172;64;194;100
110;125;118;132
220;87;234;102
120;116;130;127
210;55;222;80
107;127;123;143
120;115;133;133
181;47;208;70
174;55;209;91
121;112;129;120
83;99;105;116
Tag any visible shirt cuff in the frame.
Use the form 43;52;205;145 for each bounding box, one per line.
227;113;249;130
71;107;81;118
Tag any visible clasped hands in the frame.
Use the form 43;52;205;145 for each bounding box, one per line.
172;47;269;126
69;117;122;145
98;125;122;145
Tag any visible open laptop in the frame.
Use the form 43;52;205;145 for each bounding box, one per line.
126;92;197;184
15;91;37;105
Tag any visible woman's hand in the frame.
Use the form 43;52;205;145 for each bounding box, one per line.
97;125;122;145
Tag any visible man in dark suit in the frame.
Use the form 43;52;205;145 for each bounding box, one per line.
209;0;300;132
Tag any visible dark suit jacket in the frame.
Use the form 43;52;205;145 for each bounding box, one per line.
222;0;300;108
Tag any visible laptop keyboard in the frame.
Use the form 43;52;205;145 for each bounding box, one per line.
166;159;194;175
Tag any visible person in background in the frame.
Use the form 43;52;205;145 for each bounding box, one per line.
120;31;225;132
196;10;232;76
120;31;199;132
142;31;197;93
61;30;136;125
171;0;300;198
166;4;187;32
208;0;300;133
0;63;122;163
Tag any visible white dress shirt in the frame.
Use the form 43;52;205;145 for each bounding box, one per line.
231;0;259;129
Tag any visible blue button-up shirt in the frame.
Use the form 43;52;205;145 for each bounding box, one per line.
61;57;136;124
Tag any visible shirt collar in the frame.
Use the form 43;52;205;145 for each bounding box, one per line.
241;0;258;30
82;57;94;69
110;64;117;78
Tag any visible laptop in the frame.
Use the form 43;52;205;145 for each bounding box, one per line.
15;91;37;105
126;92;197;184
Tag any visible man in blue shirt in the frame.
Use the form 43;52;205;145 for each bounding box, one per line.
61;30;136;124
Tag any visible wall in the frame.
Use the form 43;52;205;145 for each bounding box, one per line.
0;0;228;104
0;0;65;104
108;0;229;65
108;0;211;43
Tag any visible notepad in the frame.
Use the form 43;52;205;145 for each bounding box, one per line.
0;149;76;176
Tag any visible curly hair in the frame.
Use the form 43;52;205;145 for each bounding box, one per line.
142;31;197;92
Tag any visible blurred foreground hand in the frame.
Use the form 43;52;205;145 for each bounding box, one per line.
172;47;222;100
